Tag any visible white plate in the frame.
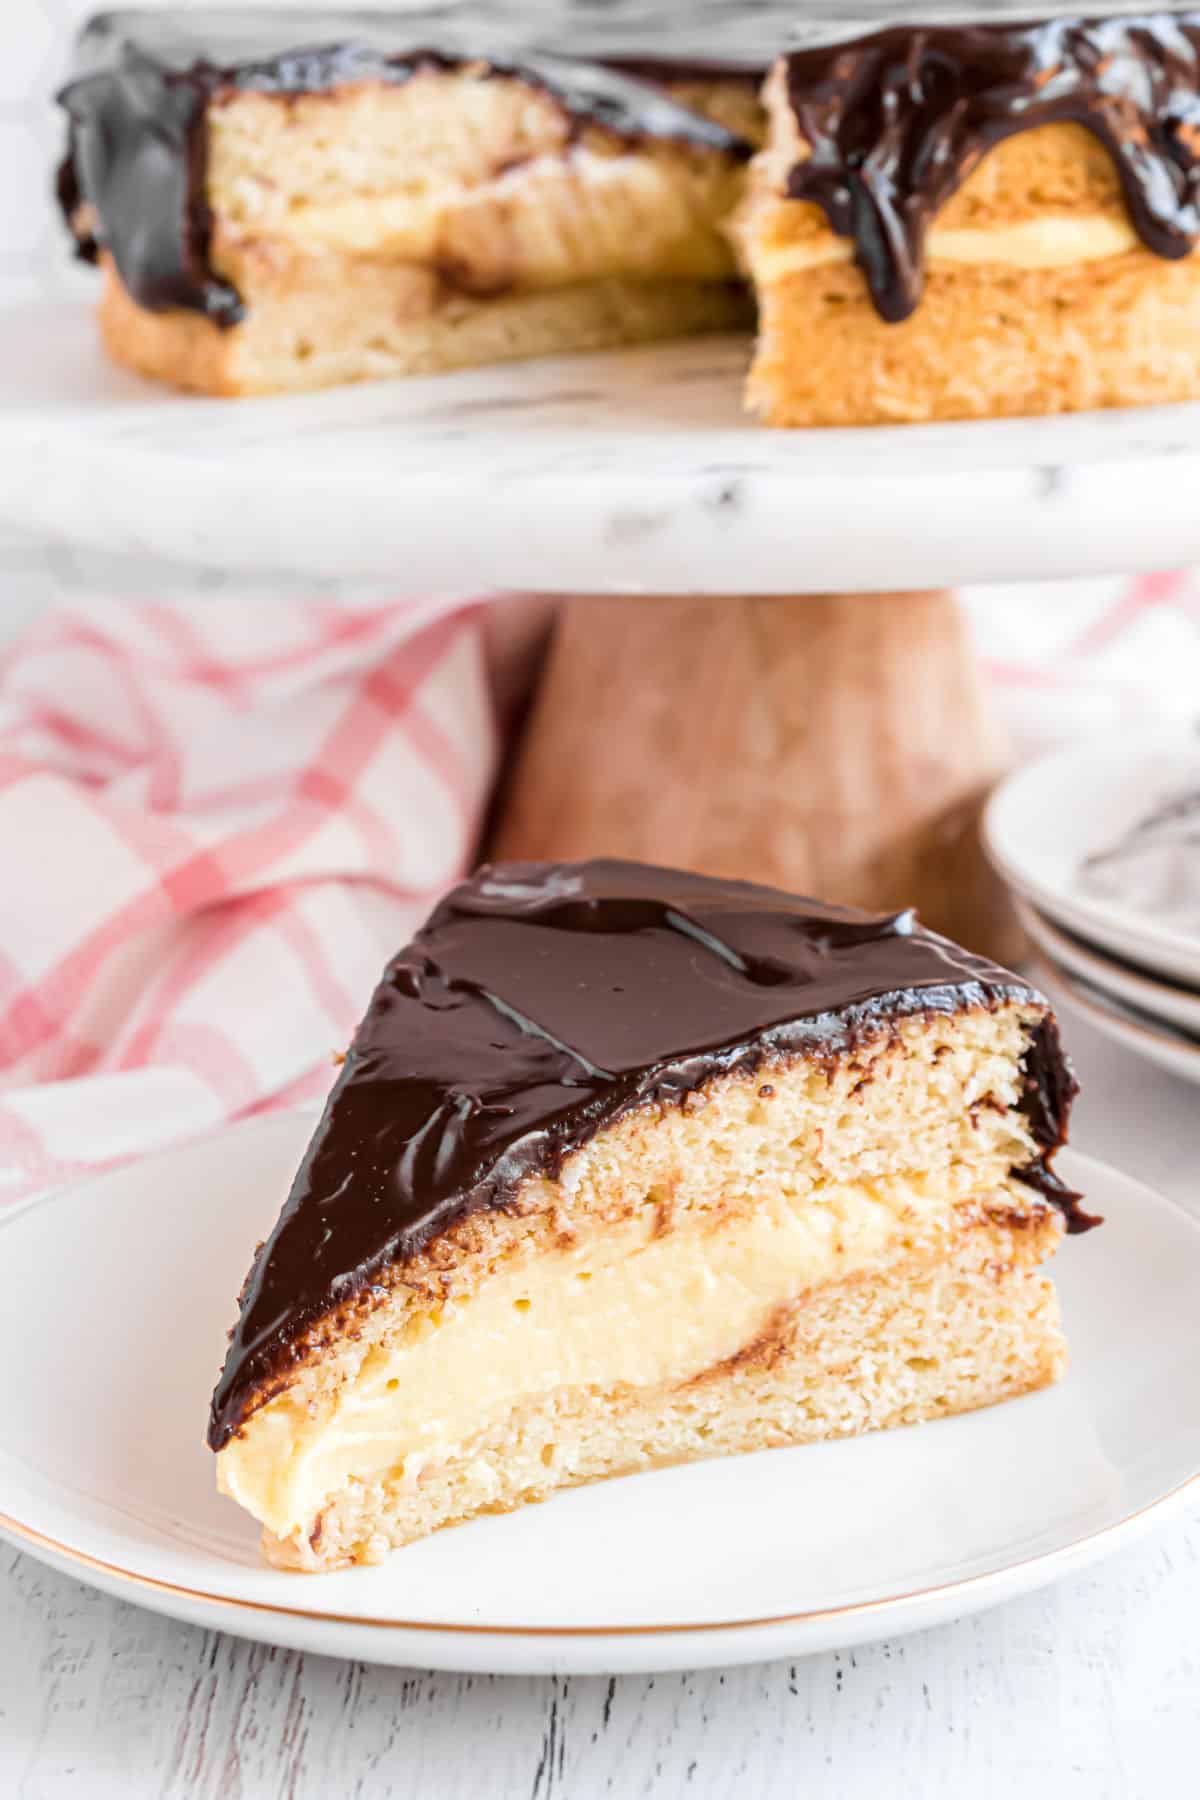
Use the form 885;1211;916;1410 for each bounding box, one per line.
984;732;1200;986
0;1113;1196;1675
1029;949;1200;1087
1014;896;1200;1038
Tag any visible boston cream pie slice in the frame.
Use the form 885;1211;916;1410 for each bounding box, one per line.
208;859;1093;1571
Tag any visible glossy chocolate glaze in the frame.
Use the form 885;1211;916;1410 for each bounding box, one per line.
58;9;754;326
208;858;1086;1450
782;13;1200;322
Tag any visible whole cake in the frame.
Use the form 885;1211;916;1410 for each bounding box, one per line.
57;7;1200;419
209;858;1094;1571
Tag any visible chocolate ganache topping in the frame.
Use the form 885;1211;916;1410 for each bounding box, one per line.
209;858;1088;1449
783;13;1200;322
57;8;755;327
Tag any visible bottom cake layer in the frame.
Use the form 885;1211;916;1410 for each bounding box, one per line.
262;1216;1065;1571
97;262;752;396
746;246;1200;426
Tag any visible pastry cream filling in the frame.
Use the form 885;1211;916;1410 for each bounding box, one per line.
216;149;741;284
754;213;1141;277
218;1163;1031;1541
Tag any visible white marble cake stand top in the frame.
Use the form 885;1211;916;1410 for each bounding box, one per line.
5;302;1200;591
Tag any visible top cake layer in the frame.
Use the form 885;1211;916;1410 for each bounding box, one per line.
59;6;759;325
208;858;1084;1449
777;12;1200;321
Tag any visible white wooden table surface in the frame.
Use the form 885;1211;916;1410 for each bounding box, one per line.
3;1002;1198;1799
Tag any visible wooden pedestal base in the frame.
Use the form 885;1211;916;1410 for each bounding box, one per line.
489;590;1017;962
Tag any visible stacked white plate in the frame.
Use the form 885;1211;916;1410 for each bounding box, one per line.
983;730;1200;1083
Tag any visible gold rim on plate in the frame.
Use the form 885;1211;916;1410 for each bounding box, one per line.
3;1470;1197;1640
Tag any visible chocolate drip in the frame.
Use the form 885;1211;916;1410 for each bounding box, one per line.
1016;1014;1101;1229
783;14;1200;322
57;11;753;327
208;858;1085;1450
61;41;241;325
1019;1014;1079;1151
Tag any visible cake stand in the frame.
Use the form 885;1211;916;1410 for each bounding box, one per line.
7;299;1200;955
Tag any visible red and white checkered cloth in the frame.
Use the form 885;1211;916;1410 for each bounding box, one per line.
0;597;496;1206
964;568;1200;754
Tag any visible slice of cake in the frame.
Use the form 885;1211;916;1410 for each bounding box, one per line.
209;858;1094;1571
58;9;760;395
738;14;1200;425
